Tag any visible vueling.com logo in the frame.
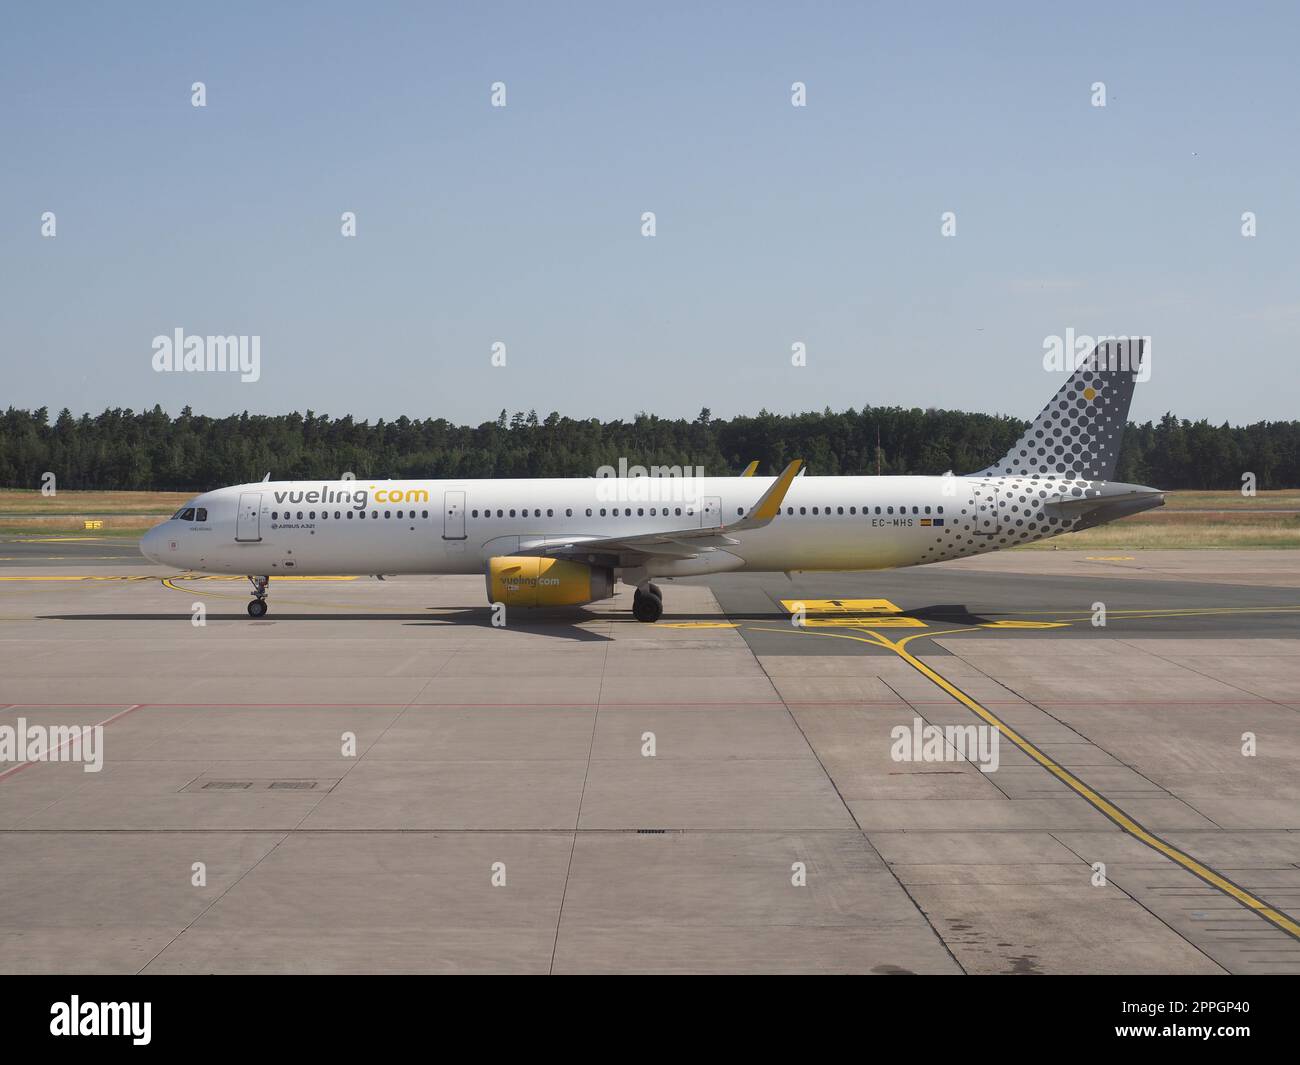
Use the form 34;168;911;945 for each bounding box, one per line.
270;484;430;511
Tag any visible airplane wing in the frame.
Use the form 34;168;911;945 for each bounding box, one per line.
536;460;802;563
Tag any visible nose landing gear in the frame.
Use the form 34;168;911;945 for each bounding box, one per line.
247;575;270;617
632;583;663;623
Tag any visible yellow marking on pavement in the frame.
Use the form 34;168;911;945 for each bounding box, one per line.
757;618;1300;942
802;616;926;628
1084;556;1136;561
5;536;110;542
172;574;360;582
781;597;926;628
0;575;153;581
781;598;904;614
979;620;1071;629
659;621;739;628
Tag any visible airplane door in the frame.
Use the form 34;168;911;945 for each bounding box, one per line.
443;490;466;540
974;483;1000;536
700;496;722;528
235;492;262;542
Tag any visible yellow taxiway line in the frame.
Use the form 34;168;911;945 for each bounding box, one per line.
758;614;1300;942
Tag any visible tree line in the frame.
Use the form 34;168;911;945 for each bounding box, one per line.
0;405;1295;491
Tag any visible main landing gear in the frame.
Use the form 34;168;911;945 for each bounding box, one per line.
247;575;269;617
632;582;663;623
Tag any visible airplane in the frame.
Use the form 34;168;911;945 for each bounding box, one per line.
140;340;1161;623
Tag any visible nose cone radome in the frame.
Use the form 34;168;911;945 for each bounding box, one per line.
139;524;167;564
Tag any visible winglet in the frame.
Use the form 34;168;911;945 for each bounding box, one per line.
740;461;759;477
746;460;802;522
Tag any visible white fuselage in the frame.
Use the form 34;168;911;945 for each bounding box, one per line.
139;473;1085;579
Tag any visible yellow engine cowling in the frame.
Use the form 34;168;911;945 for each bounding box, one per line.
486;556;615;608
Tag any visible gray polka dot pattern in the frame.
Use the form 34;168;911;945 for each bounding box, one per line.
973;339;1144;483
911;340;1147;565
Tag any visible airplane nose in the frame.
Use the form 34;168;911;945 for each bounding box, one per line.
139;524;165;564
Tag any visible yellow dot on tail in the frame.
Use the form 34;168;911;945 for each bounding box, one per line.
1083;386;1097;401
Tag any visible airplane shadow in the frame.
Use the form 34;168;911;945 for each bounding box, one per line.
40;602;1000;642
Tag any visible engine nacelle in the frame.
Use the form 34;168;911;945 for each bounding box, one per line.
486;556;615;608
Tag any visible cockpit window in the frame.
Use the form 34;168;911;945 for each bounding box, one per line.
195;508;207;522
174;507;196;521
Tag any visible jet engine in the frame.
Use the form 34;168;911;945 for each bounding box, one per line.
486;556;615;608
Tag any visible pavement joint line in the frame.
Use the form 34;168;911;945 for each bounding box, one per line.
749;598;969;974
550;618;615;974
750;619;1300;942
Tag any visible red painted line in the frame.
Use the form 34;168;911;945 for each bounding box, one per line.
0;704;144;784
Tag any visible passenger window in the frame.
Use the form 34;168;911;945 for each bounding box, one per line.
422;510;428;519
937;506;944;514
535;509;541;518
887;507;894;515
547;509;553;517
296;511;303;520
637;508;644;516
346;511;353;519
736;507;743;516
675;508;682;516
850;507;856;514
913;507;919;514
812;507;818;515
496;510;503;518
272;511;278;520
384;511;391;519
335;511;341;519
310;511;316;519
924;506;931;514
566;509;573;517
799;507;806;515
786;506;793;515
599;508;607;517
837;507;844;515
509;509;516;518
875;506;881;515
585;508;592;517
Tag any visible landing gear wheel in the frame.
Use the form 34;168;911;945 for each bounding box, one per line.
246;575;269;618
632;588;663;623
647;582;663;599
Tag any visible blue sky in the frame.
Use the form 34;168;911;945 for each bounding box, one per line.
2;1;1298;426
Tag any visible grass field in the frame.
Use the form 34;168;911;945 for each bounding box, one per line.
1018;509;1300;549
0;489;189;537
0;488;1297;547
